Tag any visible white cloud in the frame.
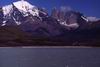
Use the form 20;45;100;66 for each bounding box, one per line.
60;6;72;12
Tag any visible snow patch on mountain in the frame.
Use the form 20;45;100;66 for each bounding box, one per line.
81;16;89;22
87;17;100;22
13;1;39;17
60;21;79;29
2;4;13;16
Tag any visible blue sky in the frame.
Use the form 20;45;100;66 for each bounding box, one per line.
0;0;100;17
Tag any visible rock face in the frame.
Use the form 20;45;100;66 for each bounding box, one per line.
51;8;83;30
51;7;59;20
0;1;100;46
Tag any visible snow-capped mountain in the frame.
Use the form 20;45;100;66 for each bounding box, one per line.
0;0;100;37
3;0;39;16
1;0;40;26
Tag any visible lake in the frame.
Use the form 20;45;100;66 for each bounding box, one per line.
0;47;100;67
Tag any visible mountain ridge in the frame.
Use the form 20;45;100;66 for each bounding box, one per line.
0;1;100;46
